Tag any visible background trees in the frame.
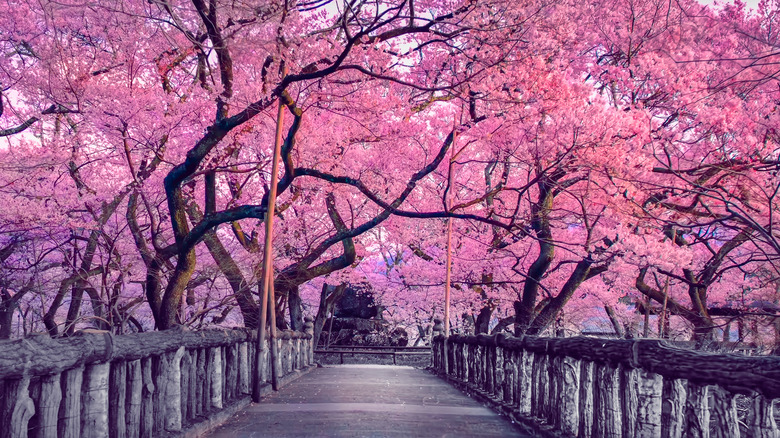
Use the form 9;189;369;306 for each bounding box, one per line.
0;0;778;349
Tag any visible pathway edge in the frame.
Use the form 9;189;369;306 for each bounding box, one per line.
172;364;318;437
426;367;568;438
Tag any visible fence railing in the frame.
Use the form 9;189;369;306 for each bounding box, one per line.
0;325;314;438
433;333;780;438
315;346;430;366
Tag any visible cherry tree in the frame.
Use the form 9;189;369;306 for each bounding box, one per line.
2;0;778;345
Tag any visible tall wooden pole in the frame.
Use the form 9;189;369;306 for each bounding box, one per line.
443;128;456;375
444;128;459;336
252;86;286;402
444;183;453;337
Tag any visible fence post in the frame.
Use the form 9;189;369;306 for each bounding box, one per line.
209;347;223;409
579;360;595;438
635;370;663;437
38;374;62;438
710;387;740;438
685;383;710;438
239;342;250;394
560;356;581;436
164;347;185;432
432;319;443;372
593;362;622;438
746;393;778;437
126;360;142;438
60;366;84;438
2;377;34;438
109;361;127;438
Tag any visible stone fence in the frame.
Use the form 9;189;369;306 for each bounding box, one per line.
433;333;779;437
0;325;314;438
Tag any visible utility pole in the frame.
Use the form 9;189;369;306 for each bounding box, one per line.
253;73;287;401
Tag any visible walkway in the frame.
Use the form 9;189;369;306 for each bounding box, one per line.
206;365;531;438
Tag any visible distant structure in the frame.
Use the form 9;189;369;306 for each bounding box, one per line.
320;284;408;347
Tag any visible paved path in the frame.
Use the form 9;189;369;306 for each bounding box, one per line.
206;365;531;438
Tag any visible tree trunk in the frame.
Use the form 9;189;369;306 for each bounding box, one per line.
287;284;304;331
527;257;597;336
515;174;557;336
313;284;346;347
0;297;13;339
186;202;258;328
159;250;196;330
145;257;165;327
85;287;109;331
475;304;493;334
64;283;86;335
604;305;625;338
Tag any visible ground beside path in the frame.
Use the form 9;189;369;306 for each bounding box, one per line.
205;364;533;438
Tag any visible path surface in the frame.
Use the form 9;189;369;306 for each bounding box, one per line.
206;365;531;438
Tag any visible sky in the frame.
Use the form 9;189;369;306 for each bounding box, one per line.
704;0;761;9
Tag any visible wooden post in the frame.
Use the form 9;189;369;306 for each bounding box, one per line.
59;366;84;438
475;344;483;387
579;360;595;438
747;392;778;437
549;355;562;427
126;360;142;438
180;351;191;424
227;344;238;399
504;349;515;404
560;356;581;436
239;342;250;395
279;333;289;375
710;387;739;438
165;347;185;432
109;361;127;438
299;336;305;369
298;336;303;369
538;354;551;423
304;317;314;366
531;353;547;419
518;350;533;415
549;355;562;428
442;129;458;377
220;347;227;403
253;73;287;402
594;362;622;438
140;358;154;438
286;334;294;373
621;366;638;438
2;377;34;438
82;362;110;438
195;349;206;416
151;355;167;434
685;383;710;438
662;379;687;438
443;221;453;322
635;370;663;437
431;319;442;371
485;343;494;395
210;347;223;409
36;374;62;438
459;342;466;380
247;341;255;386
